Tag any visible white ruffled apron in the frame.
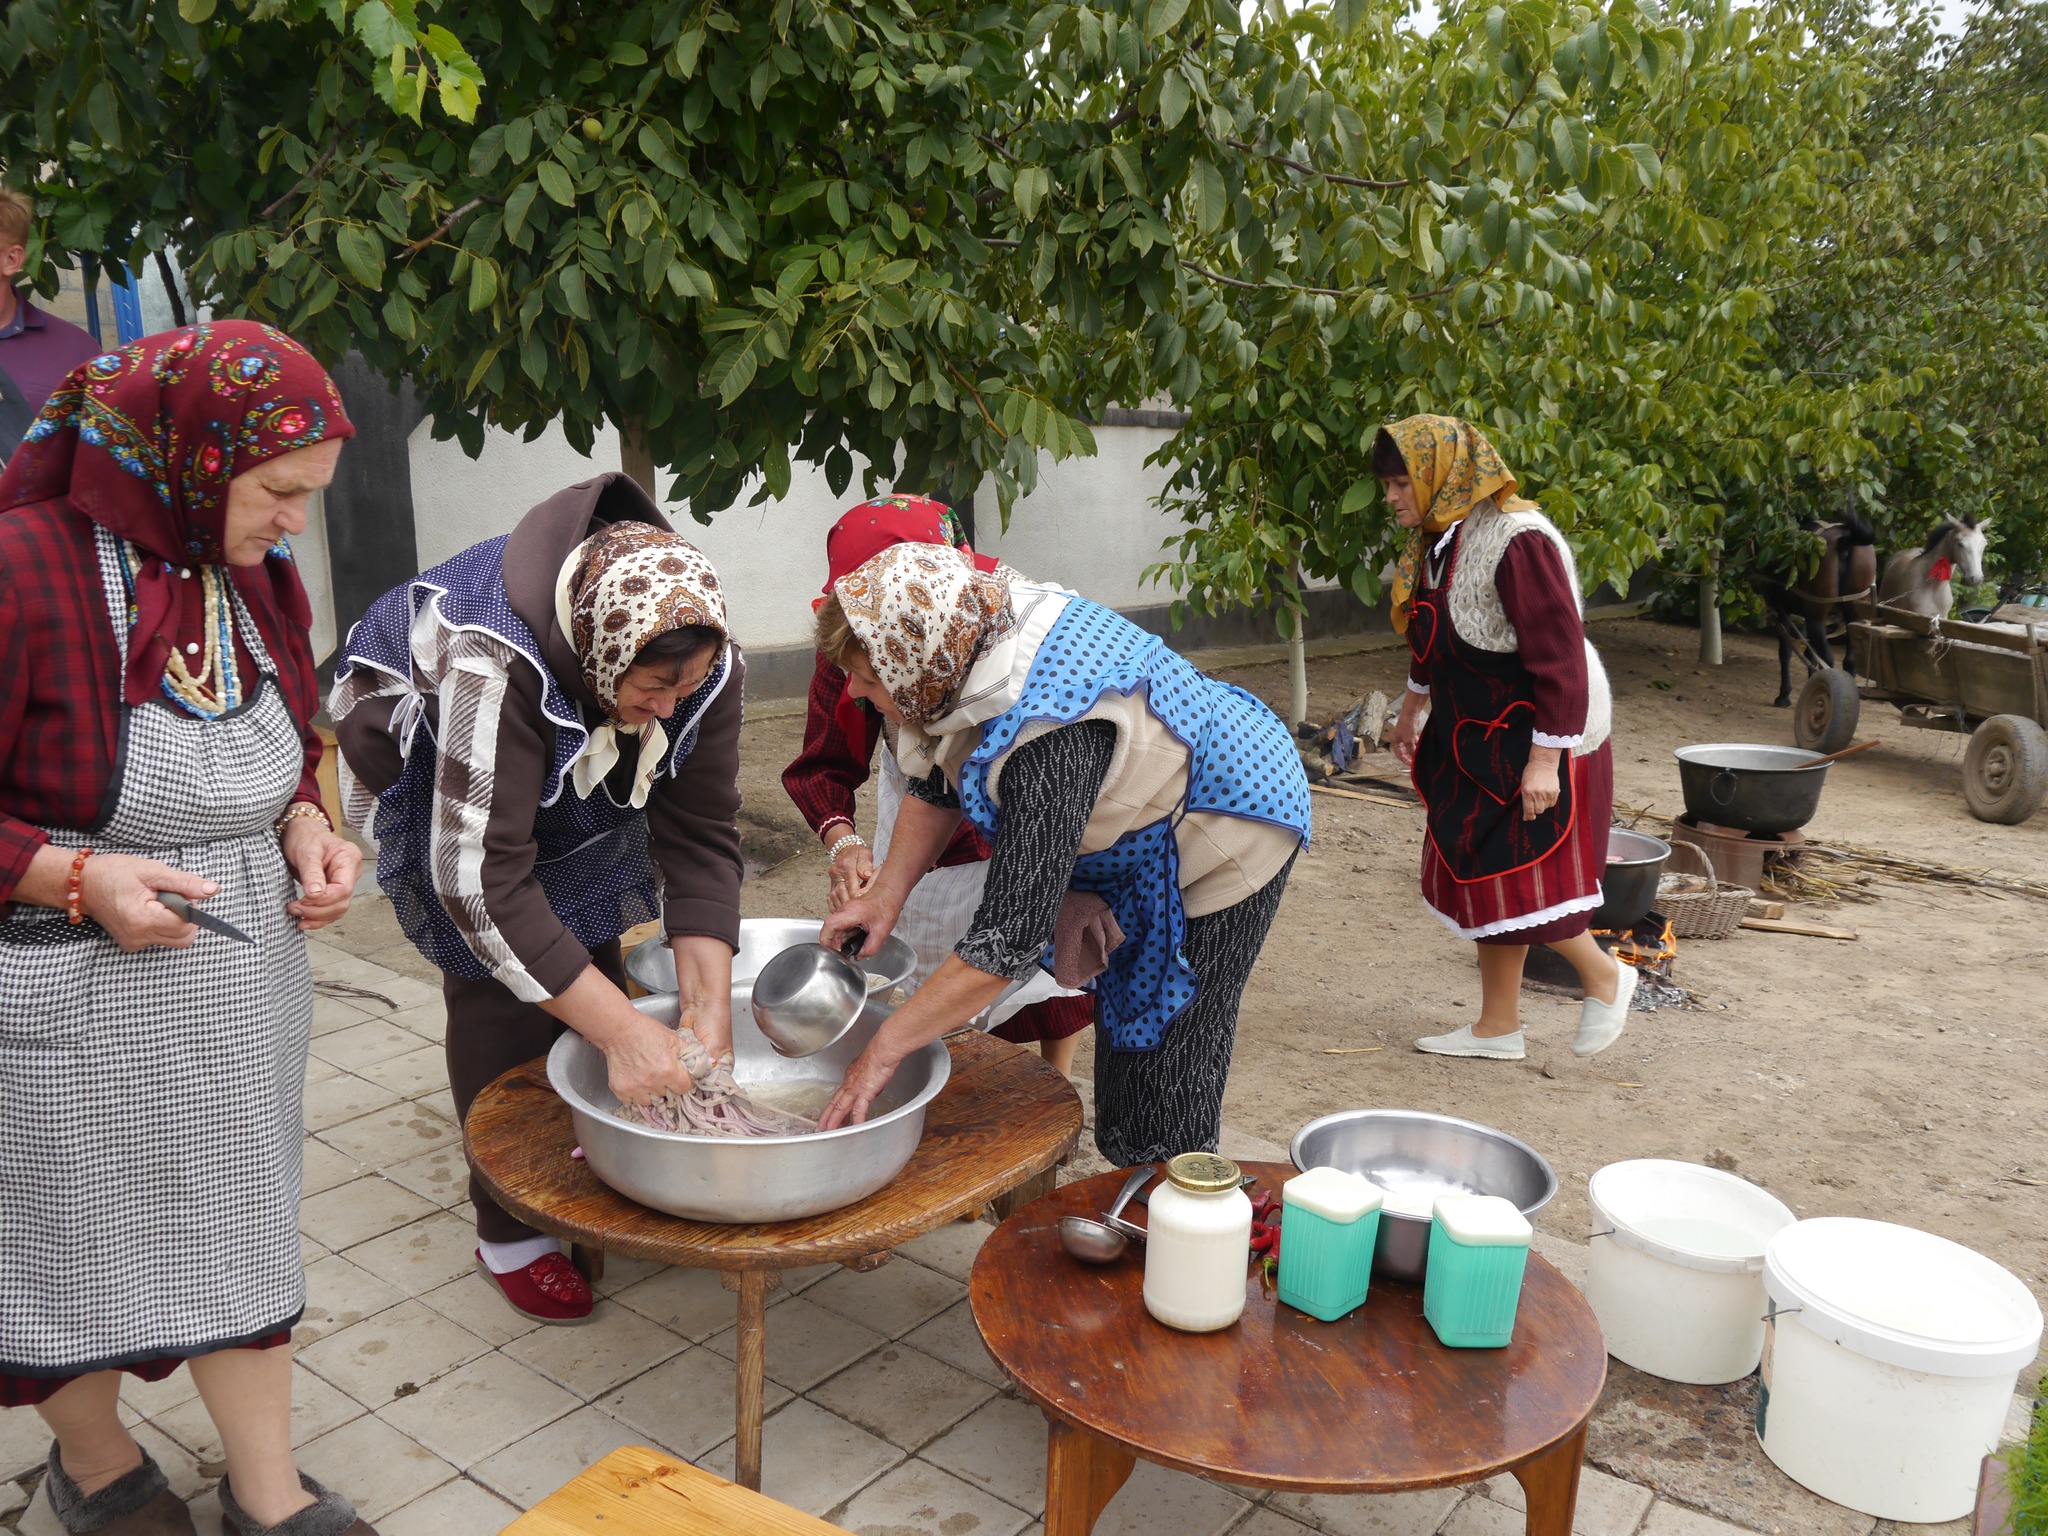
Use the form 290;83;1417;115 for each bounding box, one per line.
873;740;1070;1027
0;527;312;1375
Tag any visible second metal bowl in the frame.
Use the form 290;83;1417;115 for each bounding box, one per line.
1290;1109;1558;1282
626;917;917;997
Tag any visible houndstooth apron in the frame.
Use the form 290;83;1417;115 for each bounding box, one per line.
0;526;311;1375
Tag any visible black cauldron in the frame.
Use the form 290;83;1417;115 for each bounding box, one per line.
1673;744;1830;834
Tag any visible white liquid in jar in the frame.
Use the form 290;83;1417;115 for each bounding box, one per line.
1143;1177;1253;1333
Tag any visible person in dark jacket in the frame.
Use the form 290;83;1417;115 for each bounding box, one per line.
331;474;744;1324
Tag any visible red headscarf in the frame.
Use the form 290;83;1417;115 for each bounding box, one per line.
0;320;354;708
820;494;999;744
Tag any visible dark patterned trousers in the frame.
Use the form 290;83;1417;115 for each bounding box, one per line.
1092;854;1296;1167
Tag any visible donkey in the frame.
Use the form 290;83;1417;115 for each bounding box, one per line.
1755;512;1878;707
1878;514;1991;621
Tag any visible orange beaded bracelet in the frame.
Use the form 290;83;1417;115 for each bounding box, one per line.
65;846;95;925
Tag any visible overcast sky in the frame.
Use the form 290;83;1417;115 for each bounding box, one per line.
1400;0;1980;36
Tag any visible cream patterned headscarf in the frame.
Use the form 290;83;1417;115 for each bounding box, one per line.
833;543;1015;727
555;522;728;806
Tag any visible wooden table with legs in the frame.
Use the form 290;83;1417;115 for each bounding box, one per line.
970;1164;1608;1536
466;1030;1082;1492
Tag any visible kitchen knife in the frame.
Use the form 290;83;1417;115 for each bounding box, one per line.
157;891;256;945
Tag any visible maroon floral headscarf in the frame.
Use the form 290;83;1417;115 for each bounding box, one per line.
0;320;353;706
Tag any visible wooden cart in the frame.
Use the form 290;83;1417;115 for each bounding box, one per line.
1792;599;2048;823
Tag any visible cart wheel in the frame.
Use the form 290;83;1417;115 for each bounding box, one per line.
1793;669;1861;755
1962;715;2048;824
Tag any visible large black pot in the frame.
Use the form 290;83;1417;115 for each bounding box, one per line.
1673;744;1830;834
1591;827;1672;931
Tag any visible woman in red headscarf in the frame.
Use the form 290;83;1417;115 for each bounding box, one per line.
781;496;1091;1073
0;324;374;1536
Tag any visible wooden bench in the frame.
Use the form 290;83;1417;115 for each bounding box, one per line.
499;1445;850;1534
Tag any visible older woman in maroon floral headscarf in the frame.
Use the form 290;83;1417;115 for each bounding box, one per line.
0;323;375;1536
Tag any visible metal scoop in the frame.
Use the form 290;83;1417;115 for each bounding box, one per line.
1059;1167;1155;1264
750;930;870;1058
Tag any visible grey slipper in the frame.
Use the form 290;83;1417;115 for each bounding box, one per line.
42;1441;195;1535
217;1474;375;1536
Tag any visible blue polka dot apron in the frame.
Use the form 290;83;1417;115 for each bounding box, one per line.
957;599;1310;1050
333;534;730;979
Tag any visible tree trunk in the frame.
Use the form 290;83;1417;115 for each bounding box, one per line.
1698;570;1723;666
621;422;657;497
1286;562;1309;728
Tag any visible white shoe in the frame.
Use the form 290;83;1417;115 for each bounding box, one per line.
1415;1024;1526;1060
1573;961;1639;1056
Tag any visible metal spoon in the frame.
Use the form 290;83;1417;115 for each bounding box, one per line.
1058;1167;1155;1264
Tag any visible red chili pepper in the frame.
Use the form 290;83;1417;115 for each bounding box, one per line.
1250;1192;1275;1220
1250;1229;1277;1256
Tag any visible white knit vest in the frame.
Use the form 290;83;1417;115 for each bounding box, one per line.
1443;501;1613;754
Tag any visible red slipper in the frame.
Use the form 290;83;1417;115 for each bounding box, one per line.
475;1250;595;1325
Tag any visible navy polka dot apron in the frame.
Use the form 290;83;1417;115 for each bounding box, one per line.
958;598;1310;1050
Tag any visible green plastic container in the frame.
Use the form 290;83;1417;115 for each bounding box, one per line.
1423;1194;1532;1348
1276;1167;1383;1322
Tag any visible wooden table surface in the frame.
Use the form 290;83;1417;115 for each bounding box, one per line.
499;1445;849;1534
466;1029;1083;1268
971;1163;1606;1496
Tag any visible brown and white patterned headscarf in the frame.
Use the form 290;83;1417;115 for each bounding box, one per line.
566;522;728;723
834;542;1015;726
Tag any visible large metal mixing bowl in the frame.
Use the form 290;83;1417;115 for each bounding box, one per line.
1590;826;1673;931
547;984;948;1223
625;917;916;997
1290;1109;1557;1282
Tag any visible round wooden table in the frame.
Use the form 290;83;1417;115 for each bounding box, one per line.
970;1163;1607;1535
466;1030;1082;1491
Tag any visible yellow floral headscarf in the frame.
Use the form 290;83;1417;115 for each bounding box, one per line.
1381;415;1539;635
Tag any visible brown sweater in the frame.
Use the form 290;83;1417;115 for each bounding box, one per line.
333;474;744;1000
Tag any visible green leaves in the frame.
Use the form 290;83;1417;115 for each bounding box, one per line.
1012;165;1050;222
536;160;575;206
336;225;386;290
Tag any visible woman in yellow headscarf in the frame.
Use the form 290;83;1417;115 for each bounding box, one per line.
1378;417;1635;1058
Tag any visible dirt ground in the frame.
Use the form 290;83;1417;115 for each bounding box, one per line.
729;614;2048;1391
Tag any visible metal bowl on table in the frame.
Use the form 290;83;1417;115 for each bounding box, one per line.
625;917;917;997
547;983;949;1224
1290;1109;1557;1282
1672;744;1830;834
1590;827;1673;931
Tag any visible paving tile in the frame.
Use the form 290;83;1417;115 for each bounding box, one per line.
312;995;373;1035
318;1100;459;1166
832;1455;1031;1536
304;1054;344;1084
377;1476;522;1536
806;1260;967;1339
14;1486;60;1536
1092;1458;1253;1536
1440;1499;1524;1536
920;1394;1051;1515
300;1136;368;1196
894;1220;993;1284
354;1045;450;1100
503;1302;686;1398
702;1296;888;1392
0;1480;24;1520
312;1018;436;1072
298;1253;408;1346
808;1343;998;1451
302;1072;401;1131
1269;1487;1463;1536
470;1404;652;1507
691;1399;902;1518
780;1263;837;1294
613;1264;737;1341
1636;1504;1764;1536
301;1232;330;1264
378;1349;580;1467
148;1364;364;1461
1484;1464;1654;1535
292;1412;458;1522
902;1298;1007;1387
2006;1393;2035;1445
1235;1513;1321;1536
599;1345;792;1460
296;1298;489;1407
298;1175;441;1251
592;1255;666;1295
387;1000;448;1041
421;1269;544;1347
419;1086;461;1124
380;1143;472;1209
344;1210;479;1294
118;1362;204;1419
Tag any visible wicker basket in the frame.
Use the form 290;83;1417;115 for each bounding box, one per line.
1658;840;1752;940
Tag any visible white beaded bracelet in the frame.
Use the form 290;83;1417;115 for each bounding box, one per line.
827;832;868;864
275;802;333;837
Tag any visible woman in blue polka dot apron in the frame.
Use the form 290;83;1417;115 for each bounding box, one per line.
810;543;1310;1165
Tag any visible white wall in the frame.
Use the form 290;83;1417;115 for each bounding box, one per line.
295;490;339;663
396;421;1195;655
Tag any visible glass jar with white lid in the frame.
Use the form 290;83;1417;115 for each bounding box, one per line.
1142;1152;1254;1332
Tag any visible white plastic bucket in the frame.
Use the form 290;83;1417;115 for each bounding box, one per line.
1584;1159;1796;1384
1758;1217;2043;1522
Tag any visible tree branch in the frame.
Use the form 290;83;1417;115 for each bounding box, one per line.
259;136;340;221
1225;137;1410;190
399;196;501;260
1183;260;1350;298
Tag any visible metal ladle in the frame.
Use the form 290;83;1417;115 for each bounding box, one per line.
750;930;870;1058
1059;1167;1155;1264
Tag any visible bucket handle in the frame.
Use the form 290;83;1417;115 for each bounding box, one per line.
1763;1302;1802;1324
1587;1228;1616;1241
1710;767;1739;807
